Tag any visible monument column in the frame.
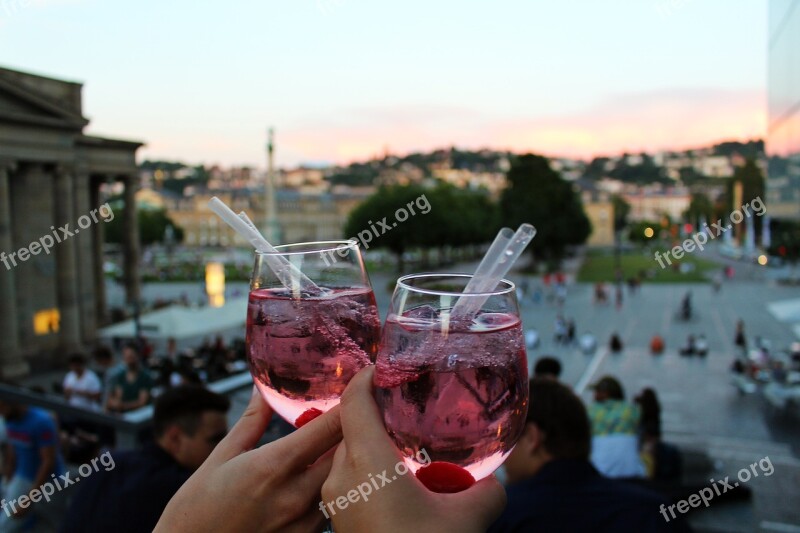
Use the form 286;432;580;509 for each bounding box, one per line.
73;167;96;343
0;161;28;377
54;166;82;351
121;174;141;306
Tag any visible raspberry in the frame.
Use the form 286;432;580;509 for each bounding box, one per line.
294;408;323;428
415;461;476;493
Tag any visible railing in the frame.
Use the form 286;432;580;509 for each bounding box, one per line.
0;372;253;448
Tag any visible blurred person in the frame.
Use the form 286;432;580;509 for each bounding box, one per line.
589;376;646;479
680;292;692;321
679;335;696;357
634;388;661;478
0;398;66;531
694;334;708;357
106;343;154;413
609;332;623;353
579;331;597;355
734;319;747;352
554;316;567;344
533;357;562;380
524;328;540;350
63;354;101;411
566;318;576;344
156;368;506;532
649;335;665;355
489;379;688;532
61;386;230;533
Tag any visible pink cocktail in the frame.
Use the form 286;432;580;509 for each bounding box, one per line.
374;274;529;487
246;240;379;427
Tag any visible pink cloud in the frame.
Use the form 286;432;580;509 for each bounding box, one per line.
280;88;766;165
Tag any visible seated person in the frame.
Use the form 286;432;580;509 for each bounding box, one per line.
62;385;230;533
679;335;696;356
649;335;665;354
489;379;690;532
694;334;708;356
533;357;562;380
579;332;597;354
609;333;623;353
106;343;154;413
589;376;646;479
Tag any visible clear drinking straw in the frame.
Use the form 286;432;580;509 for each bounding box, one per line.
207;197;321;294
450;223;536;321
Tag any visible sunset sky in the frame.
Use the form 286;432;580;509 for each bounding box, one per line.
0;0;767;168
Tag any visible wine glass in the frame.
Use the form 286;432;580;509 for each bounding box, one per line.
246;240;380;428
374;273;529;490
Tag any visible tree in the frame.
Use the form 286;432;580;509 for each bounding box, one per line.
611;195;631;232
105;208;184;246
683;193;714;227
728;158;766;237
500;154;591;264
344;183;499;270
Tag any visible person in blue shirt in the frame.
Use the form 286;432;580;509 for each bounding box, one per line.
489;378;692;532
0;400;66;532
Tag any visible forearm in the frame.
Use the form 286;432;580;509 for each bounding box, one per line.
32;458;54;489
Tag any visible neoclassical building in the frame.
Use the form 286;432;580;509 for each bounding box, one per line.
0;66;142;377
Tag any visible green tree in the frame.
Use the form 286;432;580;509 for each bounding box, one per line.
611;195;631;232
728;158;766;237
500;154;591;264
105;208;184;246
683;193;714;228
344;183;499;270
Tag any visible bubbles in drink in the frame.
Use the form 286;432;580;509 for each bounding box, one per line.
375;309;529;480
247;286;380;426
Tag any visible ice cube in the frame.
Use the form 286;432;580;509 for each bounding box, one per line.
472;313;515;331
405;305;439;320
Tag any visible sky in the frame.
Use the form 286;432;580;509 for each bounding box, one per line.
0;0;767;168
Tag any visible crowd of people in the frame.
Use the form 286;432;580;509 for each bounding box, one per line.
0;346;695;532
0;335;254;532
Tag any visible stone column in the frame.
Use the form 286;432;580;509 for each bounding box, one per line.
90;177;107;324
0;161;28;377
73;167;96;343
54;166;82;351
122;175;141;306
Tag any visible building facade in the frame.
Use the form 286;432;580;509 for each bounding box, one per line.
767;0;800;220
157;188;371;247
0;67;142;377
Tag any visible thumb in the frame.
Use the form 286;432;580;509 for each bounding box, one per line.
208;385;273;465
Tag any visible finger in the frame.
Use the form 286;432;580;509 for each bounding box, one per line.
280;505;330;533
208;386;272;465
339;366;400;461
293;444;337;500
260;404;342;470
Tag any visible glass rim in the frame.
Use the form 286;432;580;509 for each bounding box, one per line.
254;239;359;257
396;273;516;297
